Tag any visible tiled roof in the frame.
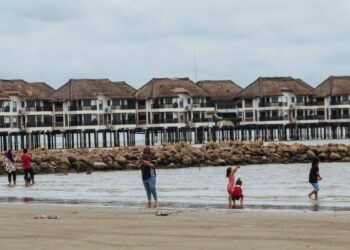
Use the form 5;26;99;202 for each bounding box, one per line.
134;78;210;100
314;76;350;97
50;79;136;101
0;79;55;100
197;80;242;101
236;77;314;98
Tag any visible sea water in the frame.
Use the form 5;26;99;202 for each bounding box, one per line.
1;163;349;211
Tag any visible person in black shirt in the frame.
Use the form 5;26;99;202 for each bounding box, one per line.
139;147;158;208
308;158;322;200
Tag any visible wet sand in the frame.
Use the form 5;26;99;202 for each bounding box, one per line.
0;205;349;250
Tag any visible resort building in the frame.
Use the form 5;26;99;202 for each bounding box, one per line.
135;78;215;144
50;79;137;148
2;75;350;151
0;79;55;151
235;77;317;140
314;76;350;138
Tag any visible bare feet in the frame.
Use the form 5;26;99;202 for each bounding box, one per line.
147;201;151;208
154;201;158;208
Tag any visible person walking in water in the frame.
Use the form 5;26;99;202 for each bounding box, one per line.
5;149;16;185
139;147;158;208
308;158;322;200
226;165;240;208
21;148;35;185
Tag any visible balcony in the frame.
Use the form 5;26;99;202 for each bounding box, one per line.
25;106;53;112
331;114;350;120
84;120;98;126
152;103;179;109
151;118;179;124
111;104;136;110
296;101;323;106
190;103;215;108
296;115;318;120
69;120;99;126
54;122;64;127
111;120;136;125
192;118;213;123
259;116;287;121
68;105;97;111
259;102;287;107
0;106;10;112
331;100;350;105
0;123;11;128
137;120;147;125
26;122;53;127
217;104;237;109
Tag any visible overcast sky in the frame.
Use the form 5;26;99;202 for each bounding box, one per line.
1;0;350;89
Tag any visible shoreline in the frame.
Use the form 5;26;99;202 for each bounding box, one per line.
2;140;350;175
0;204;349;250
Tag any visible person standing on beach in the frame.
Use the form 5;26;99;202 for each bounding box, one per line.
5;149;16;185
139;147;158;208
226;165;239;208
308;158;322;200
21;148;35;185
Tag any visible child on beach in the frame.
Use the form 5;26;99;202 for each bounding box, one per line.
308;158;322;200
226;165;239;208
232;178;244;208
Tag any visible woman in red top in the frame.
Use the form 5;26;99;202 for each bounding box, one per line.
226;165;239;208
21;148;35;185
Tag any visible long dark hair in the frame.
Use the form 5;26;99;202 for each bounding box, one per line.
6;149;14;163
226;167;231;178
312;157;319;167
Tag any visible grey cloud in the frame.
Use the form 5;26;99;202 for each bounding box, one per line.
1;0;350;89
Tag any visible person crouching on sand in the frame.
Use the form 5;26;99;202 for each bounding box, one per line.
21;148;35;185
226;165;239;208
308;158;322;200
232;178;244;208
5;149;16;185
139;147;158;208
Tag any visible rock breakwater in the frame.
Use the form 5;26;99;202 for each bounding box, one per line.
1;140;349;175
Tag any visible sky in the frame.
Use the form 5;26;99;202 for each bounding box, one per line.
1;0;350;89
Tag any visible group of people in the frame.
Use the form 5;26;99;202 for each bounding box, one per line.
4;148;35;186
138;147;324;209
4;146;323;209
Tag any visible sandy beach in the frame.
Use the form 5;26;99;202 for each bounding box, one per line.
0;205;348;250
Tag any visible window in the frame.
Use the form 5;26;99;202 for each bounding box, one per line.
342;96;349;101
271;97;278;103
187;98;191;104
245;111;253;118
12;101;17;112
27;101;35;108
165;98;172;105
296;96;304;103
84;114;92;122
245;99;253;107
27;115;36;123
55;116;63;122
112;99;121;106
83;100;91;106
291;97;295;103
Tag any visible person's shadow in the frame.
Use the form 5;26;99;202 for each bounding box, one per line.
310;202;320;211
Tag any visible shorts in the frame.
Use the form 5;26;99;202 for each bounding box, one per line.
232;194;244;201
24;168;35;180
310;182;320;191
